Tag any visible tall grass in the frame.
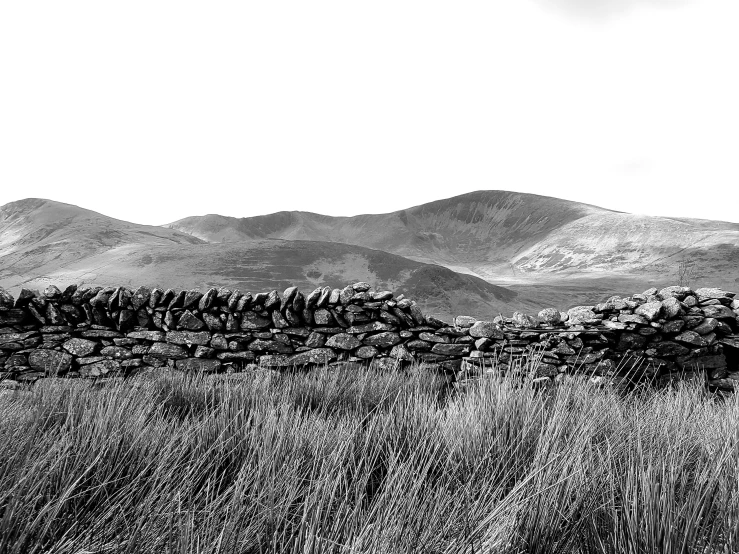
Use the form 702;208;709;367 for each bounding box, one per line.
1;363;738;553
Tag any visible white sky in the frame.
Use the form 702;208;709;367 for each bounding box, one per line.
1;0;737;225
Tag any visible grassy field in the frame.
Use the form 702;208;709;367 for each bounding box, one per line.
1;364;738;554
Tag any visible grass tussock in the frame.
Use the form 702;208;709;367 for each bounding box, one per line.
1;364;739;554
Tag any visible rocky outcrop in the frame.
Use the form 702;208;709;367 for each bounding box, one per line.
1;283;738;391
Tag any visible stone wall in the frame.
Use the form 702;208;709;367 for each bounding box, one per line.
1;283;738;391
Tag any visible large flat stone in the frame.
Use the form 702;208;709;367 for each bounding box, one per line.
431;343;470;356
148;342;189;360
0;331;38;345
127;330;166;341
248;340;294;354
347;321;396;334
363;332;401;348
468;321;504;339
78;359;121;377
696;288;733;302
166;331;211;346
63;338;98;357
81;329;123;338
176;358;222;372
29;350;73;374
325;333;362;350
100;346;134;360
217;351;256;361
701;305;735;320
289;348;337;366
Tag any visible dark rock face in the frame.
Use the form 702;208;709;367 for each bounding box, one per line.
241;312;272;330
183;290;203;309
675;331;704;346
617;333;647;351
649;341;690;358
178;311;205;331
431;343;469;356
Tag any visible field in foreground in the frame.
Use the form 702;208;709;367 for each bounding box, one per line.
1;366;739;553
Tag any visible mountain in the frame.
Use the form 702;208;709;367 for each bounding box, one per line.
0;198;203;275
167;191;606;274
0;198;520;320
167;190;739;294
4;192;737;321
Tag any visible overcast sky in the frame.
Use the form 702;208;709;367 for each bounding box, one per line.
1;0;737;225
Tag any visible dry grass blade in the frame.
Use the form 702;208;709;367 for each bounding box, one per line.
1;362;738;553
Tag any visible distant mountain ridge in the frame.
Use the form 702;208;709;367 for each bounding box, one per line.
167;190;739;285
0;198;519;319
2;191;738;319
167;191;609;272
0;197;203;263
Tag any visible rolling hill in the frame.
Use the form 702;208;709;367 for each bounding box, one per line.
3;192;738;320
0;199;521;320
167;190;606;274
0;198;204;277
167;190;739;294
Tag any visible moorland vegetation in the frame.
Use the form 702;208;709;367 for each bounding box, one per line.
1;362;738;553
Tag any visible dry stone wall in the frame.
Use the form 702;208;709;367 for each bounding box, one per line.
1;283;738;391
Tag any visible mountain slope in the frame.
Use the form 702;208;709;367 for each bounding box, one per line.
0;198;204;278
168;190;609;271
0;199;521;319
167;190;739;286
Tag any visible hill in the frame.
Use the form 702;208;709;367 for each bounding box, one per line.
0;199;520;319
167;190;607;273
167;190;739;295
0;198;203;278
